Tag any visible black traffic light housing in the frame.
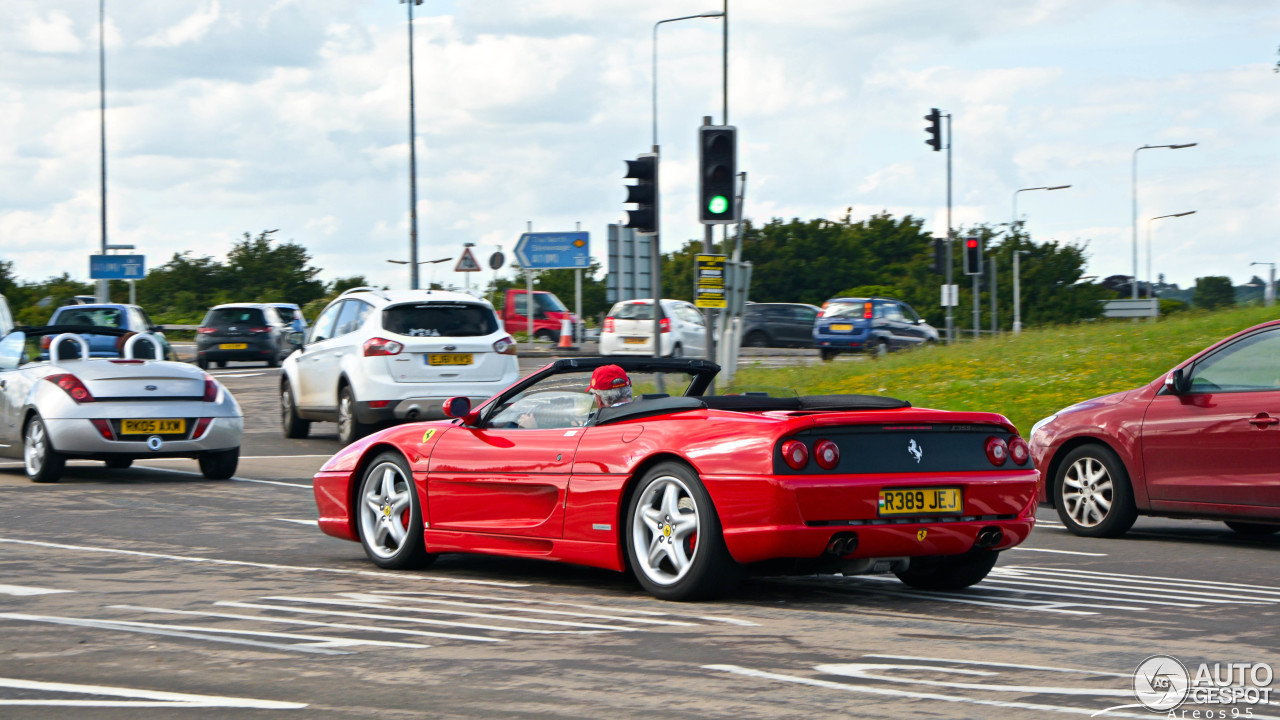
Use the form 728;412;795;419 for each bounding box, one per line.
963;237;983;276
624;153;658;235
699;125;738;224
930;237;946;275
924;108;942;151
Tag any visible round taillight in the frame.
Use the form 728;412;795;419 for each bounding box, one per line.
985;437;1009;466
1009;437;1030;465
781;440;809;470
814;439;840;470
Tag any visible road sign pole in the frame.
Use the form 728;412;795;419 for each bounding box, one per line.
575;221;583;343
527;221;534;350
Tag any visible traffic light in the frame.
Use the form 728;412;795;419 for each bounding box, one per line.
963;237;983;276
924;108;942;151
929;237;946;275
624;153;658;235
699;125;738;224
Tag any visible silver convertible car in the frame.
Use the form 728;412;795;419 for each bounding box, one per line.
0;326;243;483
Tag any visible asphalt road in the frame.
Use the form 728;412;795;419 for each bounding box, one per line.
1;358;1277;718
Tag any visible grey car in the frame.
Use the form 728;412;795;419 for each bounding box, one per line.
741;303;821;348
0;326;242;483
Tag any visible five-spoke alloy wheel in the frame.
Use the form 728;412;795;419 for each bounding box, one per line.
24;415;65;484
1054;444;1137;538
625;462;740;601
357;451;435;570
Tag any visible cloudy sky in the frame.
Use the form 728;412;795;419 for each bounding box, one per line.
2;0;1277;296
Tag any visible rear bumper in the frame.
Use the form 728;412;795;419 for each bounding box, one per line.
354;396;492;424
43;416;242;458
705;471;1039;564
599;333;672;356
197;337;277;360
814;330;869;349
348;363;519;423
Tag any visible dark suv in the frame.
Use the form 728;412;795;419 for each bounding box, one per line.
813;297;939;361
196;303;296;369
741;303;820;348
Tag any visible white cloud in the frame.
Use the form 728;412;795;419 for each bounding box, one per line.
21;10;82;54
138;2;223;49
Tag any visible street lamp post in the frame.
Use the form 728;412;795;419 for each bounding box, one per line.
96;0;109;302
401;0;424;291
1251;262;1277;307
1147;211;1195;299
1132;143;1196;299
650;10;723;359
1011;185;1070;333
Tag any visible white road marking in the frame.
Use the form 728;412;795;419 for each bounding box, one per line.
353;591;700;627
220;600;607;636
0;537;529;587
370;589;759;627
275;518;318;527
208;372;265;378
137;465;312;488
703;665;1156;719
864;654;1132;678
0;612;352;656
0;677;305;709
211;603;503;643
269;594;635;632
0;584;71;596
112;604;492;644
1009;547;1107;557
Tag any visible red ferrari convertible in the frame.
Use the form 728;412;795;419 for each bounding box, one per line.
313;358;1038;600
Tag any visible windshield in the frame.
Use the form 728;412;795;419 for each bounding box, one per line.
204;308;266;327
383;303;499;337
608;302;665;320
54;307;122;328
535;294;567;312
822;301;868;319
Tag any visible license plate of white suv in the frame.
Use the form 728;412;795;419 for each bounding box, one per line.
427;353;472;366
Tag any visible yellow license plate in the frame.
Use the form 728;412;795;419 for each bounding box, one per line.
121;418;186;435
622;337;647;345
219;343;248;350
878;487;962;516
427;353;473;366
829;324;853;332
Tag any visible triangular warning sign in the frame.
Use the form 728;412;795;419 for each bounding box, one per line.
455;248;481;272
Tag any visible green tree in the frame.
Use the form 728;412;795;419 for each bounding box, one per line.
224;230;325;305
1193;276;1235;309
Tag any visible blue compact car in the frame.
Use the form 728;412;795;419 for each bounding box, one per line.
46;303;171;359
813;297;938;361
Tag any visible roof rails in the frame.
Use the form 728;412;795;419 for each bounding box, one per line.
338;286;390;301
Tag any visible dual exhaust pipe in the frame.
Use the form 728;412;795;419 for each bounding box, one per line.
974;526;1004;549
826;533;859;557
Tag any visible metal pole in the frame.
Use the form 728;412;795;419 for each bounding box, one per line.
1272;266;1277;308
651;146;663;359
944;113;953;343
971;272;979;340
407;0;421;291
526;221;534;350
97;0;109;303
722;0;728;125
1131;148;1140;300
990;255;997;335
575;221;583;344
1013;251;1023;334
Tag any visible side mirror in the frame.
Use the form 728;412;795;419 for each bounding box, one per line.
1165;367;1191;395
442;396;471;419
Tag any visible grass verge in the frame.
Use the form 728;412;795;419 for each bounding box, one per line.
730;306;1279;435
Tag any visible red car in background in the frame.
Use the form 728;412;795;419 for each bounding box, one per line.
314;357;1037;601
1030;319;1280;538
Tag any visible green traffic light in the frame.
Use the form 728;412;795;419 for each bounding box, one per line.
708;195;729;214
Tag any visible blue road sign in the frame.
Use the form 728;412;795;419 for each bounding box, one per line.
89;254;146;280
513;232;589;270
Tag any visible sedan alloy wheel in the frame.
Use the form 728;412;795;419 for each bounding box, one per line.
356;452;434;569
1054;444;1137;538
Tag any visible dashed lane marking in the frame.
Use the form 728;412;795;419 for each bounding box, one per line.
137;465;311;488
1008;547;1106;557
0;584;71;596
0;537;529;588
0;677;305;709
274;518;318;527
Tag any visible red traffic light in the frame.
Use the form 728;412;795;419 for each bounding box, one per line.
966;239;978;249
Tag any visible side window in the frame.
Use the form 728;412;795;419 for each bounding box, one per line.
900;304;920;323
872;302;887;320
794;307;818;325
1190;330;1280;393
679;306;704;325
333;300;370;338
884;304;905;322
309;302;344;343
138;309;156;330
512;295;528;317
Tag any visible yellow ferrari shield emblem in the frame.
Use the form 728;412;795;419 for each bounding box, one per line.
916;529;928;542
422;428;436;443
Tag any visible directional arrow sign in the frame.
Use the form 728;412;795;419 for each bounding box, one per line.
513;232;589;270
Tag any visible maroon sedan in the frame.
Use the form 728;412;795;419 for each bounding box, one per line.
1030;319;1280;538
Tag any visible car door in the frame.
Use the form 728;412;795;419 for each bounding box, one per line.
0;331;26;451
895;302;928;347
297;301;346;409
1142;327;1280;509
426;388;591;539
786;305;818;346
676;304;706;356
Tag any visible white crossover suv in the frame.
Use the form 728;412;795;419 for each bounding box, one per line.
280;288;519;444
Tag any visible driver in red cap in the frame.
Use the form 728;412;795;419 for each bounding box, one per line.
587;364;632;409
